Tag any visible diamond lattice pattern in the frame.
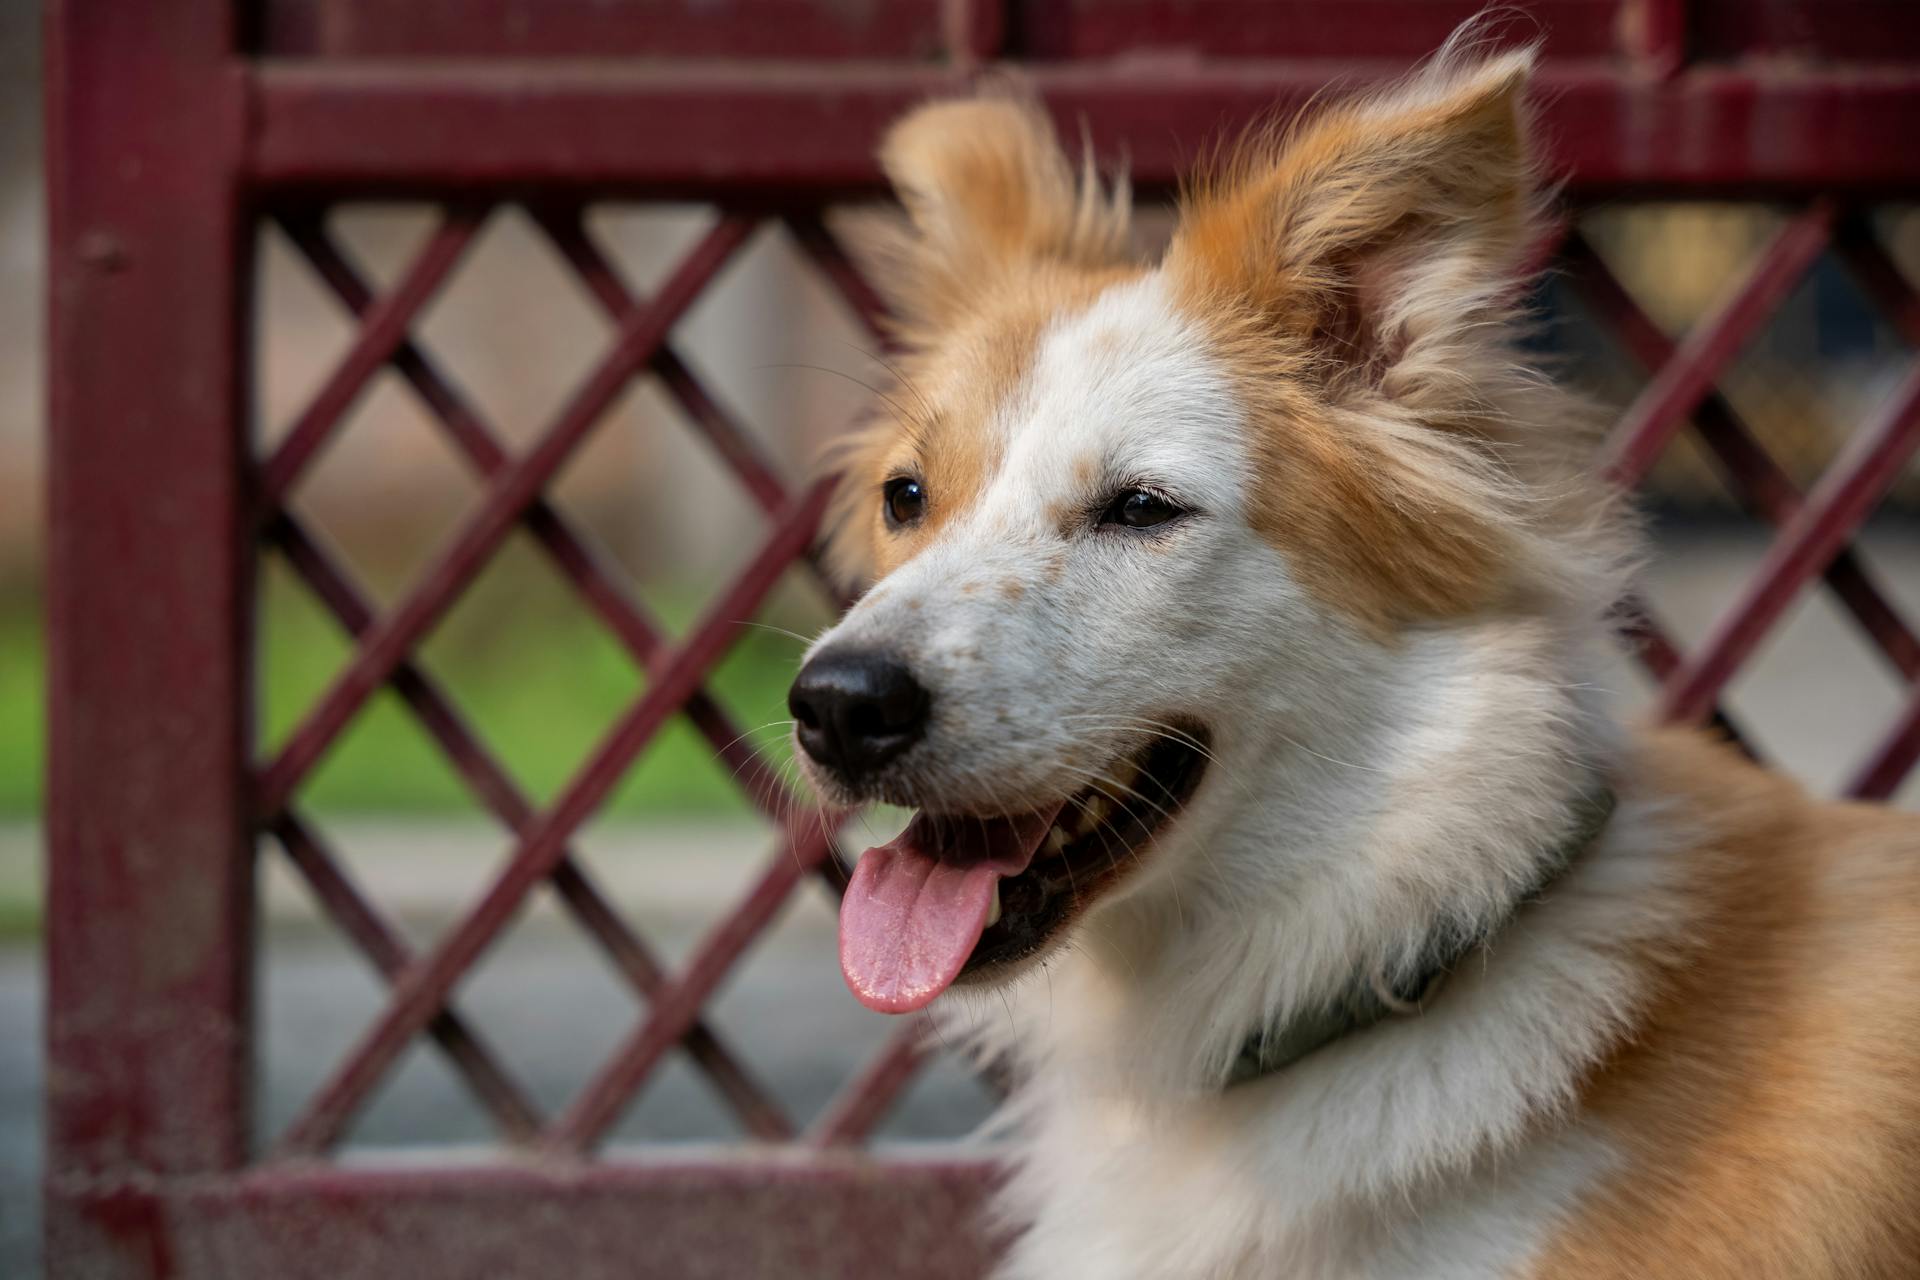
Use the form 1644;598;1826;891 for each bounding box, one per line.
249;200;1920;1158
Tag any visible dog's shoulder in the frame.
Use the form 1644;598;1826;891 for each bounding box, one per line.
1526;727;1920;1279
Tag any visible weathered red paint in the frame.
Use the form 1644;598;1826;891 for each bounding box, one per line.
1565;230;1920;687
1599;204;1836;490
52;1159;1004;1280
1659;364;1920;724
275;479;837;1155
809;1024;937;1148
265;513;796;1142
44;1;1920;1276
1856;692;1920;800
1692;0;1920;63
254;215;759;818
247;62;1920;198
258;209;484;502
271;812;546;1139
255;0;957;61
45;0;254;1230
251;0;1920;68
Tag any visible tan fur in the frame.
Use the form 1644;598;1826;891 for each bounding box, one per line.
1189;323;1513;635
1530;731;1920;1278
822;34;1920;1278
875;91;1131;333
1161;50;1579;635
1167;55;1532;352
824;263;1141;583
825;91;1138;585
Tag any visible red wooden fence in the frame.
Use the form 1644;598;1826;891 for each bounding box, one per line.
44;1;1920;1275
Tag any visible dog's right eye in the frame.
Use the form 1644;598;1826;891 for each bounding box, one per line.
884;477;926;528
1099;488;1186;530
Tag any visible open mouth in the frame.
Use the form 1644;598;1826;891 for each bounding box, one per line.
837;728;1210;1013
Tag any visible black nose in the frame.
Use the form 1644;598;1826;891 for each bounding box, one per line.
789;648;931;782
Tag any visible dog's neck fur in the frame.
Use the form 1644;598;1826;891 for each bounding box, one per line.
973;608;1623;1094
965;613;1691;1276
1224;773;1615;1087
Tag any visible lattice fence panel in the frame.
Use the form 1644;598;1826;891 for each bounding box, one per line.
245;195;1920;1164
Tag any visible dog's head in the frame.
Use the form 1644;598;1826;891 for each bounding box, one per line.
792;43;1612;1015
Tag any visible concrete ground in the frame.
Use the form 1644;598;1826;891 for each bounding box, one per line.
4;527;1920;1275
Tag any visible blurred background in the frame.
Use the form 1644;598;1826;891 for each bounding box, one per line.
11;1;1920;1275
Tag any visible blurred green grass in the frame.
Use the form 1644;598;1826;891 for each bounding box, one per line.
0;601;38;817
0;549;828;820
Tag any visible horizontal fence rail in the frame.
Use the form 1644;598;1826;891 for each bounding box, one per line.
248;62;1920;197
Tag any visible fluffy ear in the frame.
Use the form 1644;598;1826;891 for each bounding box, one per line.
875;91;1131;329
1166;42;1540;403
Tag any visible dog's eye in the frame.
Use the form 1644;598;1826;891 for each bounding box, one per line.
884;477;926;527
1100;489;1184;530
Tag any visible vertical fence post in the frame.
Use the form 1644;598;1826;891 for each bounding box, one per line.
44;0;252;1273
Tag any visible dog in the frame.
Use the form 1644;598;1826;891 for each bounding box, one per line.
786;28;1920;1279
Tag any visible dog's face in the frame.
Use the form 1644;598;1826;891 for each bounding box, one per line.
794;52;1550;1013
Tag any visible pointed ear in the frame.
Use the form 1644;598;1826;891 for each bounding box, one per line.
875;90;1131;329
1166;45;1540;402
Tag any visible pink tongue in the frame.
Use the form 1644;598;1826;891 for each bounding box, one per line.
839;808;1060;1013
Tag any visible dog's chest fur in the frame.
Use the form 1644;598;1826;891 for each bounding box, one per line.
966;732;1920;1279
973;750;1682;1280
1004;1105;1611;1279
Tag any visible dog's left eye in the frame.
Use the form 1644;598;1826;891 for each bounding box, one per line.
1099;489;1185;530
884;476;927;527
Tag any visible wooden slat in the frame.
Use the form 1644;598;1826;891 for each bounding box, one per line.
45;0;254;1273
254;0;952;60
1011;0;1625;61
1695;0;1920;64
249;0;1920;66
51;1157;1003;1280
246;62;1920;197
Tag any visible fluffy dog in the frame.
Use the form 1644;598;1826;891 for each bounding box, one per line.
787;29;1920;1280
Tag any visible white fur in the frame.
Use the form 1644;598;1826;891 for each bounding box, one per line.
805;264;1670;1275
813;275;1265;818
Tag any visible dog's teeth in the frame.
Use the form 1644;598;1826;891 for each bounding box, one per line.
1083;795;1113;827
987;883;1003;927
1043;826;1070;857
